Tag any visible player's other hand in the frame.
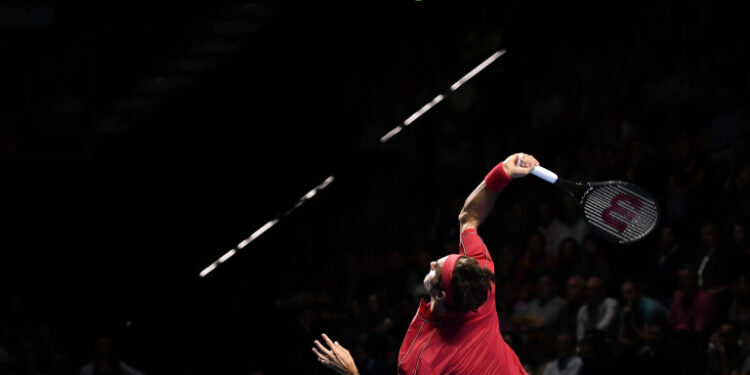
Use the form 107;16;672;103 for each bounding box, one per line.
503;152;540;179
312;333;359;375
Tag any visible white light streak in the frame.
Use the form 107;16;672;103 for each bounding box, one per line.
450;49;506;92
379;50;506;144
237;238;251;249
218;249;237;263
403;94;444;127
200;176;335;278
379;126;403;143
199;263;217;278
248;220;279;242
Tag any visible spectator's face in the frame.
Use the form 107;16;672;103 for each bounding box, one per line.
646;324;665;344
718;324;736;347
538;204;554;225
586;278;604;304
555;333;575;358
367;294;380;313
424;256;448;300
659;227;674;249
738;275;750;298
537;276;555;300
677;269;698;292
621;282;640;306
528;234;544;255
738;167;750;189
499;247;514;264
701;224;718;249
560;240;577;260
578;342;594;360
565;277;584;302
584;238;599;255
389;251;404;269
732;224;745;245
95;337;113;359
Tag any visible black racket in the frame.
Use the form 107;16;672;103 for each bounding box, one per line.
526;163;660;244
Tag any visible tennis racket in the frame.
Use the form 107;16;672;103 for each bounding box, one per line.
526;162;660;244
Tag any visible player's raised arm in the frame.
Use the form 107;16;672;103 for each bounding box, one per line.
459;153;539;233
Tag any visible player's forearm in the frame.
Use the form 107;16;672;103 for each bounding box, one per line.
459;154;538;232
459;159;512;232
459;181;499;232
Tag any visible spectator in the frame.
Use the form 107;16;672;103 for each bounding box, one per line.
578;330;615;375
732;222;750;273
578;235;611;281
79;335;145;375
516;232;558;284
635;322;674;375
668;264;718;334
694;222;738;308
618;280;669;348
555;275;587;337
512;274;566;331
541;333;582;375
727;272;750;332
650;225;688;302
706;323;742;375
537;202;566;257
559;197;590;246
555;238;585;284
577;276;620;341
496;245;519;286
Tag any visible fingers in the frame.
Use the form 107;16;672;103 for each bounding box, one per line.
510;153;540;171
315;335;343;362
314;340;331;357
518;153;539;168
312;347;327;361
322;333;336;347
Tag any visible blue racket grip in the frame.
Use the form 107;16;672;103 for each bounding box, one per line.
530;166;559;184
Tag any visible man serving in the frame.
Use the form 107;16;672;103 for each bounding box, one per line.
313;152;537;375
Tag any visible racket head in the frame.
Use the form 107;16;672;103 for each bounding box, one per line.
578;181;661;244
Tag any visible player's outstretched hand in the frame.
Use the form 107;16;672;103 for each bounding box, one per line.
312;333;359;375
503;152;540;179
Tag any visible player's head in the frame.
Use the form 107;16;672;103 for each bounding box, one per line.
423;255;495;312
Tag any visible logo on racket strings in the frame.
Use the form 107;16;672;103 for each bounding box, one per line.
601;194;643;233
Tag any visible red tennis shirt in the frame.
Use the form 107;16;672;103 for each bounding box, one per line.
397;228;527;375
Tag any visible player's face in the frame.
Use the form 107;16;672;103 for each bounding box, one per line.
424;255;449;299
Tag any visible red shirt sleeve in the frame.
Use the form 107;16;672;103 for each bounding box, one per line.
459;228;494;273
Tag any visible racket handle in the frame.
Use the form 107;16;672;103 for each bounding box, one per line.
530;166;559;184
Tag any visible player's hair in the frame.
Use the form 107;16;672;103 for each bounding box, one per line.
451;257;495;312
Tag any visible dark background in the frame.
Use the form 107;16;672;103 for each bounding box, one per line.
1;1;750;374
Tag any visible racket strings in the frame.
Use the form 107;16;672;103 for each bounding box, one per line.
582;184;659;243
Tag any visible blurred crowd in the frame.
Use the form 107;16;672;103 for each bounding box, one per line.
271;3;750;374
2;2;750;375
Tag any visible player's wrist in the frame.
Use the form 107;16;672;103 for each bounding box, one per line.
484;161;512;192
502;161;514;179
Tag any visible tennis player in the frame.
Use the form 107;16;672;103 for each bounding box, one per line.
313;152;538;375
